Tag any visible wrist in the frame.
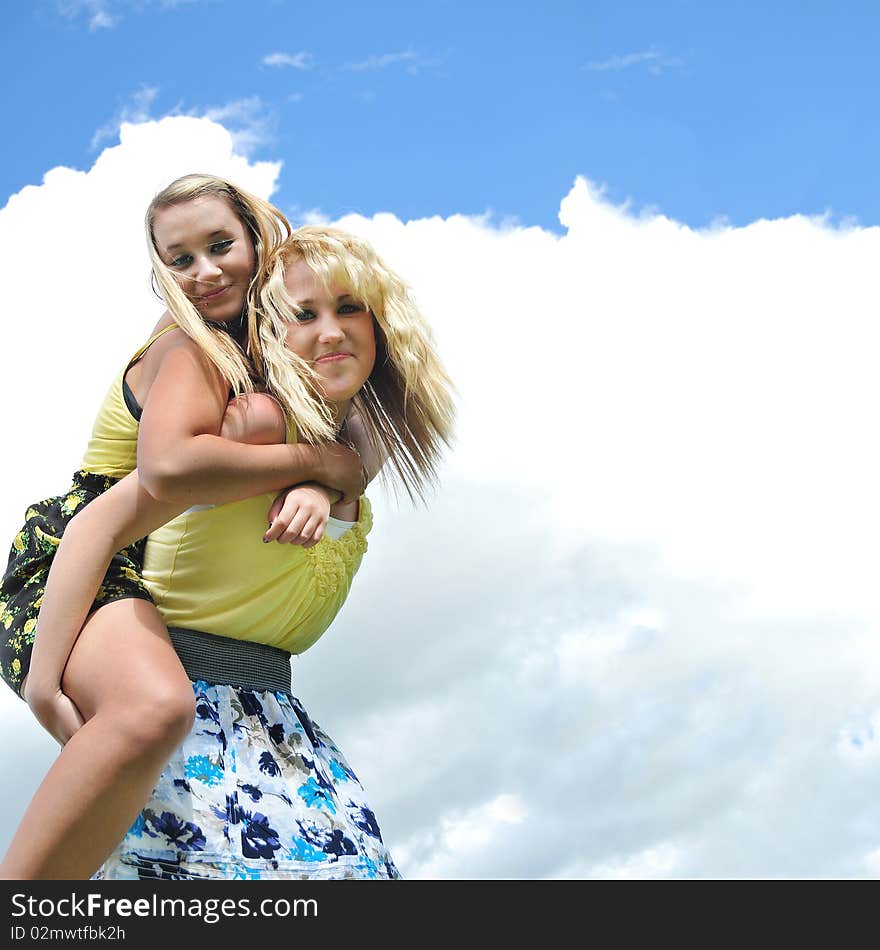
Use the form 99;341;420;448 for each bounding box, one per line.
308;482;342;505
341;466;367;505
298;445;324;484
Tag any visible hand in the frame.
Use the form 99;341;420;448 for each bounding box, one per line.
316;441;365;505
23;678;86;746
263;483;332;548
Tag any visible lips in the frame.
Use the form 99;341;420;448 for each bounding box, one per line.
199;285;230;302
314;352;352;363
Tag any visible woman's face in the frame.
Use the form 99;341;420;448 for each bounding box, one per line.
283;256;377;411
151;195;256;323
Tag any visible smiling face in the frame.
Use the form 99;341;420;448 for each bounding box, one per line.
151;195;256;323
282;255;377;415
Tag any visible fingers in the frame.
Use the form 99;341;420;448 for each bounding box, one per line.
266;491;286;526
275;509;322;546
299;521;325;549
263;517;284;543
263;508;307;542
263;493;297;541
263;505;326;546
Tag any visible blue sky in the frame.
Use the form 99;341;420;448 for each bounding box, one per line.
5;0;880;230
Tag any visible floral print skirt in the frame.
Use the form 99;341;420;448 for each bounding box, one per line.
0;471;153;695
95;675;401;880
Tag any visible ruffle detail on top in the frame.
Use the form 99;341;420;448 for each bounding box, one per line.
305;496;372;597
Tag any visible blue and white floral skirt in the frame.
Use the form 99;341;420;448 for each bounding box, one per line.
94;629;400;881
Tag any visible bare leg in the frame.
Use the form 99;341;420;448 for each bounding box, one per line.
0;599;195;879
0;396;284;879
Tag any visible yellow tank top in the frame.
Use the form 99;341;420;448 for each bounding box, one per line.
143;494;372;654
80;324;180;478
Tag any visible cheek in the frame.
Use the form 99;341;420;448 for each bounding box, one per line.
239;246;257;279
283;325;310;360
172;272;197;296
364;320;377;360
360;325;377;379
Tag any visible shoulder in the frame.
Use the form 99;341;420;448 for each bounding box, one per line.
139;320;210;375
152;336;225;388
133;320;226;409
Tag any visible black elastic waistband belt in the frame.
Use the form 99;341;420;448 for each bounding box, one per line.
167;627;292;694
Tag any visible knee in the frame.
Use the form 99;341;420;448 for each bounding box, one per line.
157;680;197;746
114;679;196;755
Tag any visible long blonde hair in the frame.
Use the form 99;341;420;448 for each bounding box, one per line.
146;173;292;397
256;226;456;501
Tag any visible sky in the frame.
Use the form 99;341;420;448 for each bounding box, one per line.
6;1;880;232
3;1;880;880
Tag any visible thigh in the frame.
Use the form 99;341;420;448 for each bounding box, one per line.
61;598;189;721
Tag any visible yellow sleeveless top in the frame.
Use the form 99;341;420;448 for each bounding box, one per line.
142;494;372;655
80;324;180;477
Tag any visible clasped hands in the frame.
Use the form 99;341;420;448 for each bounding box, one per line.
263;438;365;549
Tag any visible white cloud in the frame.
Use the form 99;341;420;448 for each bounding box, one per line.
864;847;880;877
57;0;208;30
262;51;312;70
91;85;160;149
92;89;276;157
393;794;528;879
57;0;117;30
199;97;276;156
586;49;683;75
342;50;440;74
3;117;880;879
556;842;684;879
90;9;116;29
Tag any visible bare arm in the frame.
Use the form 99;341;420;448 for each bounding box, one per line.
24;472;185;743
137;342;362;505
265;407;389;532
24;343;360;742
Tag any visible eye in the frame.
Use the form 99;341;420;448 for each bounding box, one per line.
338;302;364;315
168;253;193;269
210;239;234;254
294;309;316;323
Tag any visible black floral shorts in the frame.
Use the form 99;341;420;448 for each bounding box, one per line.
0;470;154;697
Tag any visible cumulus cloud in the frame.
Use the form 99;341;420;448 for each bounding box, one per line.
91;85;160;149
2;116;880;879
199;97;276;156
92;89;276;157
393;793;528;879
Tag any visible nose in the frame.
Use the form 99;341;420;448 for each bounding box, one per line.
317;315;345;344
192;255;222;286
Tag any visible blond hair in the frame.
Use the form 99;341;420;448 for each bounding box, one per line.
146;173;292;397
257;226;456;501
